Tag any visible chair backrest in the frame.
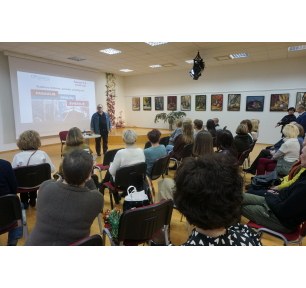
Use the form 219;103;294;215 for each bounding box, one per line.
144;141;152;149
115;162;147;191
300;222;306;237
13;163;51;189
103;148;123;166
0;194;23;235
223;126;227;130
71;234;102;246
249;140;257;152
237;149;251;166
181;143;194;160
59;131;69;143
159;136;170;147
118;199;173;243
150;154;170;180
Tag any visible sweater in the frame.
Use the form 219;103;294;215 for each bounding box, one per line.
265;170;306;231
233;134;250;157
109;144;145;181
169;127;182;145
12;150;55;173
279;114;296;133
0;159;18;196
278;167;306;190
169;134;188;160
272;138;300;162
24;179;104;246
144;145;167;176
295;112;306;134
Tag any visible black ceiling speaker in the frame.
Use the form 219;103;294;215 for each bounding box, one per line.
190;51;205;80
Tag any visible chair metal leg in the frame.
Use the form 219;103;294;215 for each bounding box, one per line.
97;214;103;234
22;209;29;240
164;225;169;245
109;192;114;209
248;156;251;167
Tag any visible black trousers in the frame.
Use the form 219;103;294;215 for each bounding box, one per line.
20;191;37;204
95;130;108;154
250;149;272;171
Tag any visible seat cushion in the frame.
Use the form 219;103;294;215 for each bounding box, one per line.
103;182;123;192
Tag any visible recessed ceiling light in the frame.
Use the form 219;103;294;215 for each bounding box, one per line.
288;45;306;52
162;63;177;67
67;56;86;61
186;60;194;64
145;42;168;46
120;69;133;72
230;53;249;59
149;65;162;68
100;48;122;55
215;56;232;61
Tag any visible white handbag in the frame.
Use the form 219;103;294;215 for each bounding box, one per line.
123;186;150;211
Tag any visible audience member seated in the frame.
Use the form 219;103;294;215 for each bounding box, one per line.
291;104;306;133
166;118;183;153
233;124;251;159
12;130;55;209
193;119;203;139
0;159;24;246
240;119;253;143
244;124;301;175
213;118;222;131
242;145;306;234
193;130;213;157
275;107;296;136
250;119;259;141
24;149;104;246
185;118;195;135
168;121;194;170
56;127;93;177
102;130;145;194
144;129;167;176
215;130;238;159
170;154;262;246
206;119;218;147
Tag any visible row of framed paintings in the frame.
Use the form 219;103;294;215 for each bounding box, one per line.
132;92;306;112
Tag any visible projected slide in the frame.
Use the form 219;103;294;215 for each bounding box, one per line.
17;71;96;124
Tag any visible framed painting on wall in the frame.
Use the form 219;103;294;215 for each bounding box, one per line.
195;95;206;111
227;94;241;111
132;97;140;111
143;97;152;110
246;96;265;111
181;95;191;111
167;96;177;111
296;92;306;109
211;94;223;111
155;97;164;111
270;94;289;112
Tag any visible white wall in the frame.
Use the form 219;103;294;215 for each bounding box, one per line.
124;56;306;144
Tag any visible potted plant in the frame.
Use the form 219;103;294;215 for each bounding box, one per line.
154;111;186;130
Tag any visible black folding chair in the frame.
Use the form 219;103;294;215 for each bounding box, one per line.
70;234;102;246
0;194;28;241
159;136;170;147
144;141;152;149
235;149;251;177
103;162;147;209
149;154;170;180
102;199;173;246
248;140;257;167
167;143;194;173
93;148;123;181
13;163;51;195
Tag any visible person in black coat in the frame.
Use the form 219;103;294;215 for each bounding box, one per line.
233;124;251;159
206;119;218;147
275;107;296;135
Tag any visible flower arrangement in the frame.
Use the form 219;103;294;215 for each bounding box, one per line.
103;207;122;243
106;73;116;127
116;111;125;128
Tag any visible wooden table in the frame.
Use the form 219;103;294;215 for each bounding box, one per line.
83;134;100;145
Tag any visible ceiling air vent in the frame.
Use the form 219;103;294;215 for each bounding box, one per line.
214;55;232;61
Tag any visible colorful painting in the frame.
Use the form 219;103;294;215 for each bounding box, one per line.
167;96;177;111
211;94;223;111
155;97;164;111
270;94;290;112
181;95;191;111
195;95;206;111
132;97;140;111
143;97;151;110
246;96;265;111
296;92;306;109
227;94;241;111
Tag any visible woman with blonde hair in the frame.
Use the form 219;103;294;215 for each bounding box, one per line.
169;121;194;170
12;130;55;209
233;124;250;159
251;119;259;141
185;118;195;135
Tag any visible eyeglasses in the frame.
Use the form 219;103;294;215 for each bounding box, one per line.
97;107;103;109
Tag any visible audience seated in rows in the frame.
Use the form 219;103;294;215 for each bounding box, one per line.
24;149;104;246
144;129;167;176
275;106;296;136
213;118;222;131
56;127;93;177
166;118;183;152
240;119;254;144
12;130;55;209
193;119;203;139
244;124;301;175
242;145;306;234
233;124;251;159
206;119;218;147
171;154;262;246
0;159;24;245
215;130;238;160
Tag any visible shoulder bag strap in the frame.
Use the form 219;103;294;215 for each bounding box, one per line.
27;150;37;166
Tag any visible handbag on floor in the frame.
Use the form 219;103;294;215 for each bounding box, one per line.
123;186;150;212
251;171;281;190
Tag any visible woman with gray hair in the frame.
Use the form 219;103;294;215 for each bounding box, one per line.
101;129;145;196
